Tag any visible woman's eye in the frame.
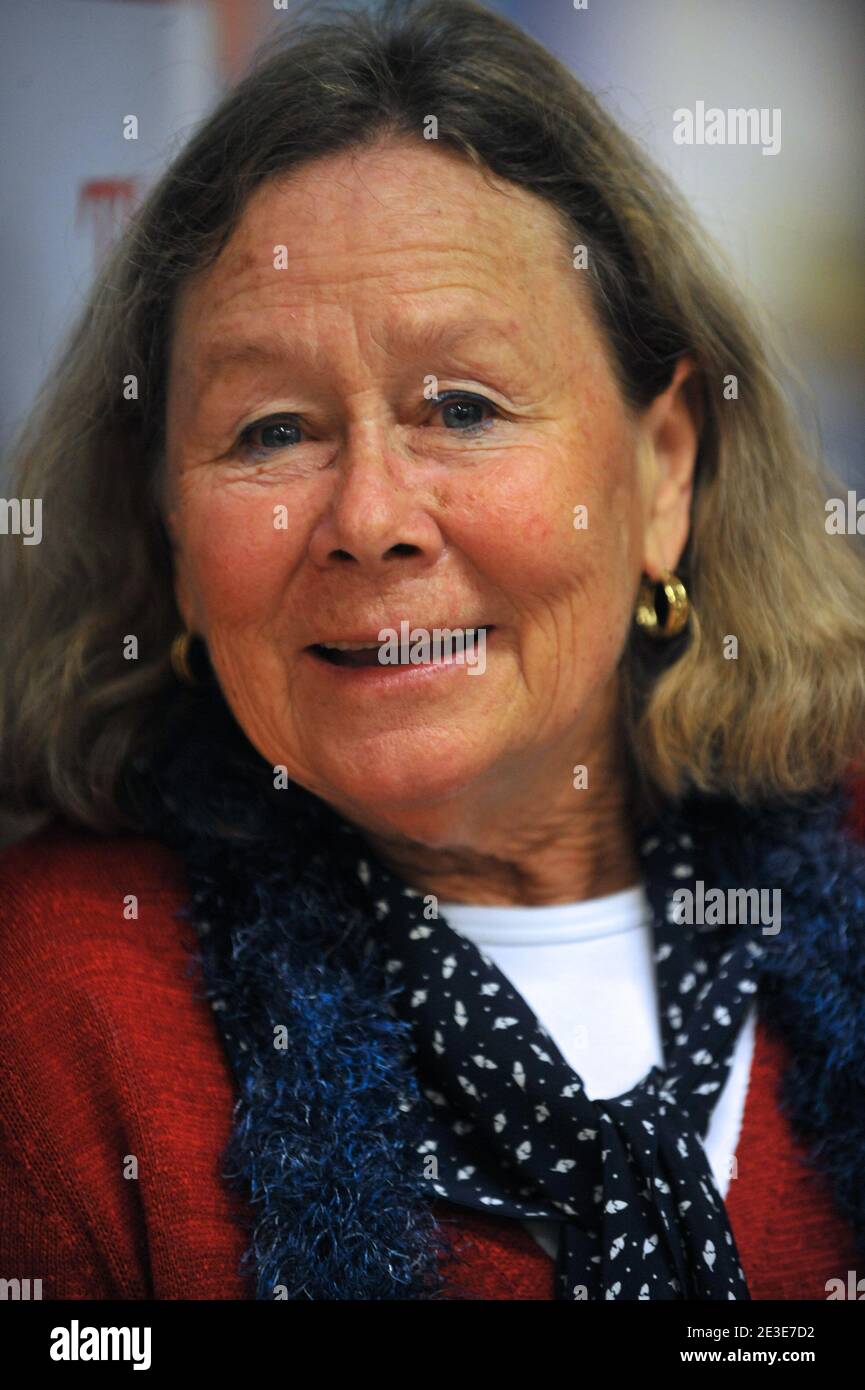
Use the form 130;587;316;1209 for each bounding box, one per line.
433;393;498;433
236;416;303;456
233;394;498;459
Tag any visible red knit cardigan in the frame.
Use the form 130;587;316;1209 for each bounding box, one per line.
1;778;864;1300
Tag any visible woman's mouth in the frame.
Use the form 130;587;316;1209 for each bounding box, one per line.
311;640;394;668
306;625;494;672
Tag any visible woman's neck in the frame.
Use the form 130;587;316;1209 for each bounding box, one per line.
358;743;642;909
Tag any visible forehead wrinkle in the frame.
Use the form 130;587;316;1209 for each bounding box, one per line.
190;239;542;319
187;310;541;384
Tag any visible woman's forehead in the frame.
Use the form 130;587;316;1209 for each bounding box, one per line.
172;138;577;334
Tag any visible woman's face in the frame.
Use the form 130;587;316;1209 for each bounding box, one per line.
165;136;695;837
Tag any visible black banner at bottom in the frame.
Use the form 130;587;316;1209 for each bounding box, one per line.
1;1294;861;1377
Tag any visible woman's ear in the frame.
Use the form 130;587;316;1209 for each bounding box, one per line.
637;355;703;579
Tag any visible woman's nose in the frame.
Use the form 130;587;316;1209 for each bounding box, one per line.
306;441;446;571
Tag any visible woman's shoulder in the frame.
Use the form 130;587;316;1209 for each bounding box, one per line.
0;818;190;964
0;818;203;1069
0;820;247;1299
0;815;188;902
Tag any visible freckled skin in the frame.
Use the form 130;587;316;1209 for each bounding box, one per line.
165;136;698;905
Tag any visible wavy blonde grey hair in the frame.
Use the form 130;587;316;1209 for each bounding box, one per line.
1;0;864;833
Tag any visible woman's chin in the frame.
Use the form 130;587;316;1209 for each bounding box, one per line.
306;740;495;826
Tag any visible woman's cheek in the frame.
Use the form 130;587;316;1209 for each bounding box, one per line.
452;448;615;597
177;487;299;628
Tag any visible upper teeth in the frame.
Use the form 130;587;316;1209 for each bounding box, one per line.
318;640;381;651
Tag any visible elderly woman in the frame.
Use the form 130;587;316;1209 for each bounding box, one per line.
1;0;864;1303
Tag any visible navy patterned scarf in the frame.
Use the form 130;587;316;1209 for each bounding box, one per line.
362;825;761;1299
122;687;865;1300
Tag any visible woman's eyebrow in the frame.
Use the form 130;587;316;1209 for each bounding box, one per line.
193;337;288;378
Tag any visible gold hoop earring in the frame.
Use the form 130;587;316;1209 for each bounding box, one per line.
634;570;689;640
169;630;199;686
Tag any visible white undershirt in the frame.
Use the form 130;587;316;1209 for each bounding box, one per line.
437;885;756;1260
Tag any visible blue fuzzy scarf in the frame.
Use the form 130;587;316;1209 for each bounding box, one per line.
123;688;865;1299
